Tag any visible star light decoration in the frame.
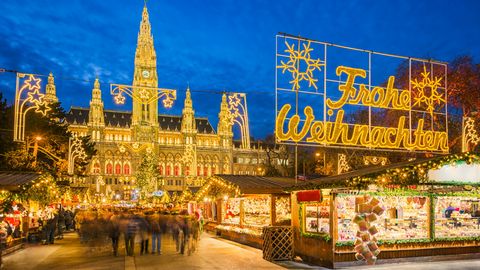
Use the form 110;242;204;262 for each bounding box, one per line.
227;93;251;149
110;84;176;109
14;74;52;142
24;76;50;116
463;117;480;152
277;41;324;91
411;65;445;117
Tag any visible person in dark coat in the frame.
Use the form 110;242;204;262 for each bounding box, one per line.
64;210;73;231
108;212;121;256
125;214;138;256
148;215;162;254
57;206;65;240
47;211;59;244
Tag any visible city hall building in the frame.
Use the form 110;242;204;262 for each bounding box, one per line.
58;4;287;199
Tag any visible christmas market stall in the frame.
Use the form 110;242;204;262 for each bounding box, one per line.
287;153;480;268
195;175;293;248
0;171;43;253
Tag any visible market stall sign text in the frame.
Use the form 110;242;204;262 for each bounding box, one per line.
276;66;448;152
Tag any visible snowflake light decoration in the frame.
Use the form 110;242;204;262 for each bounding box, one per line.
114;93;126;104
411;65;445;117
277;41;324;91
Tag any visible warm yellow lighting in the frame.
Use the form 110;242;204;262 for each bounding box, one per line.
412;65;445;117
277;41;324;90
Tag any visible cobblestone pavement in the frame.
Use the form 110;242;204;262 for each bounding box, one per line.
3;232;480;270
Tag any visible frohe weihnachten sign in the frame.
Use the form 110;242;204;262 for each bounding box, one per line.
275;34;448;153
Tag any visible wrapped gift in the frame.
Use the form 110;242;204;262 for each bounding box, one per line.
373;205;385;216
358;220;368;231
366;213;377;222
368;225;378;235
369;197;380;207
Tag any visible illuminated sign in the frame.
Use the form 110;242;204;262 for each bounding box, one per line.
275;34;448;152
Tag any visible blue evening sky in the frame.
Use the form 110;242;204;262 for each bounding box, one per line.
0;0;479;139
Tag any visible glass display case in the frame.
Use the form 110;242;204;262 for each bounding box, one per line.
243;195;271;227
435;196;480;238
336;195;429;242
275;196;291;224
222;198;241;225
303;197;330;234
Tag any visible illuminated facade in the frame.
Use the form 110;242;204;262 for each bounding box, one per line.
61;4;282;198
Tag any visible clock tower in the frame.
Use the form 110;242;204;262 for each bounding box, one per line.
132;3;159;141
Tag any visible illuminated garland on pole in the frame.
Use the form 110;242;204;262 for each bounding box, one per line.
227;93;251;149
110;83;176;108
13;73;51;142
68;135;88;175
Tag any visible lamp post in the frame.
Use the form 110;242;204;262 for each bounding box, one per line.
32;136;42;167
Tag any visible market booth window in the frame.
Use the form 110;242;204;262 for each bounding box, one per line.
304;198;330;234
223;198;241;225
336;195;429;242
435;196;480;238
243;195;271;227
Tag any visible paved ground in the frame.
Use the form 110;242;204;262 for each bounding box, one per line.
3;232;480;270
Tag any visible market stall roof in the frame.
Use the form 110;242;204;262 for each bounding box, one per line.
290;152;480;191
216;175;295;194
0;171;41;190
290;156;440;191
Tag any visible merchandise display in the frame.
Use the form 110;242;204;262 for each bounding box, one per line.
223;198;241;225
304;198;330;234
435;196;480;238
243;195;271;226
336;195;429;242
275;196;291;224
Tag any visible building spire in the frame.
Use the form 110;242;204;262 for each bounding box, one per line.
88;77;105;129
132;1;159;128
218;92;233;141
181;86;196;133
44;72;58;103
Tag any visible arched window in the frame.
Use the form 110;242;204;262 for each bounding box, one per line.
197;166;201;176
203;166;208;176
124;164;130;175
93;162;100;174
159;165;164;175
115;164;122;174
106;163;113;174
185;166;189;176
166;165;171;176
212;165;217;175
174;165;179;176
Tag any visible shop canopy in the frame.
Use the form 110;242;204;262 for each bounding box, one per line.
289;152;480;191
0;171;41;191
195;175;295;201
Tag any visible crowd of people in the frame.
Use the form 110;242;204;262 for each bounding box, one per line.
75;209;203;257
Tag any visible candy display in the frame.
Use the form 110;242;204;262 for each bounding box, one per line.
275;196;291;224
435;196;480;238
243;195;271;227
336;195;429;242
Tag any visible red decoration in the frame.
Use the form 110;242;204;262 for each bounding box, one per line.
297;190;322;202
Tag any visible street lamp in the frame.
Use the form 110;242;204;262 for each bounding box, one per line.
32;136;42;167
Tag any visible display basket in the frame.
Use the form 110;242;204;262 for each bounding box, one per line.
262;226;293;261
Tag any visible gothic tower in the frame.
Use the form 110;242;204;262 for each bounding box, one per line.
131;3;159;141
217;93;233;147
182;87;197;176
88;78;105;141
44;73;58;103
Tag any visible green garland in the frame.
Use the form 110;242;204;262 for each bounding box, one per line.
336;237;479;247
287;152;480;191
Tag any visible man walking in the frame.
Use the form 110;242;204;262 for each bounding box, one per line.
149;214;162;255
